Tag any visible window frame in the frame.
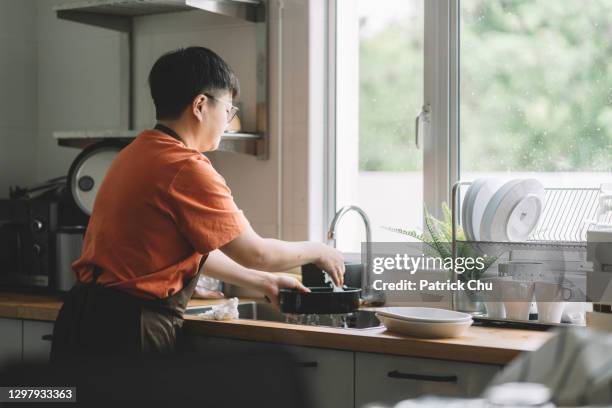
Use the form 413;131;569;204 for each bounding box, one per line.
324;0;459;233
323;0;338;242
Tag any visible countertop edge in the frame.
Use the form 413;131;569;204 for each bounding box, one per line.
182;317;540;365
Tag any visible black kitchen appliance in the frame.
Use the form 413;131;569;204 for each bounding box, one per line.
0;141;125;291
0;195;59;288
0;184;85;290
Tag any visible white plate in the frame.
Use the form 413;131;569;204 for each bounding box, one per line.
470;178;505;241
376;307;472;323
480;179;522;241
462;178;487;241
480;179;544;242
71;146;122;215
376;314;473;339
506;180;545;241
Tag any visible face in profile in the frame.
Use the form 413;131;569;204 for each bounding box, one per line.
198;91;235;152
149;47;239;152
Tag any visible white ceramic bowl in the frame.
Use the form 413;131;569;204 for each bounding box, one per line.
376;314;473;339
376;307;473;323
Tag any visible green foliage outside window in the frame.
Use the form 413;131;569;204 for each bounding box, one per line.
359;0;612;172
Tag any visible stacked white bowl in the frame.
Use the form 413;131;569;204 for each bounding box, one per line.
375;307;473;338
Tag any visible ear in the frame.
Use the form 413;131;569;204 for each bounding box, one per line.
192;94;207;122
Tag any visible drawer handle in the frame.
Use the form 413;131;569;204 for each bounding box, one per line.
387;370;458;383
41;334;53;341
296;361;318;368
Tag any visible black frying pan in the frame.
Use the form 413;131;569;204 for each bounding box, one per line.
278;287;361;314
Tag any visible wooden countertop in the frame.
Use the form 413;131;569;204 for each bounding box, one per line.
0;292;64;321
183;316;551;365
0;291;228;321
0;292;553;365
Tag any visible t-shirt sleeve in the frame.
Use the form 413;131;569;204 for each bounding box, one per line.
168;157;249;254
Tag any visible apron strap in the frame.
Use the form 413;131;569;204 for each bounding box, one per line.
164;254;208;312
154;124;185;146
92;265;103;284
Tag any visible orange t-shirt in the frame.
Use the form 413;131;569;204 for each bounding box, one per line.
72;129;249;299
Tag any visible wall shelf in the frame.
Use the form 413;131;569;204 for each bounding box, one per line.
53;130;266;157
53;0;269;159
54;0;264;24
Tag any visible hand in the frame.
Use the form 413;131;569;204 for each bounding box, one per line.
313;243;345;287
264;274;310;307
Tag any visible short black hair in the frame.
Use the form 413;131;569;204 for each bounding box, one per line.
148;46;239;120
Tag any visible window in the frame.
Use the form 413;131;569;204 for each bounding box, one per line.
333;0;425;251
460;0;612;187
330;0;612;249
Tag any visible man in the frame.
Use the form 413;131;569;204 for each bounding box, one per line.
51;47;344;359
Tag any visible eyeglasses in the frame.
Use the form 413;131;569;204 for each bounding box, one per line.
203;93;239;124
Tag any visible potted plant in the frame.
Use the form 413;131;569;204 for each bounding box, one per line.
383;204;497;313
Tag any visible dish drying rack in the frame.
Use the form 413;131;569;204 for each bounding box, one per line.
451;182;606;251
449;181;609;317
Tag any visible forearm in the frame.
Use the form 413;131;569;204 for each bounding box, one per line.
202;250;274;294
255;239;321;272
219;224;343;285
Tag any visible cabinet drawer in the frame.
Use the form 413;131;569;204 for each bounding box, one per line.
355;352;500;406
190;337;354;408
22;320;54;363
285;345;354;408
0;318;22;369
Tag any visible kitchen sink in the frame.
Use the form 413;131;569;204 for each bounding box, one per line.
185;301;382;330
185;301;285;322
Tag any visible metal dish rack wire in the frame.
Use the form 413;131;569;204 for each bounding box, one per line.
451;182;604;249
450;181;607;311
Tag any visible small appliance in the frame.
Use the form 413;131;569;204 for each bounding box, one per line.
0;186;84;290
0;141;124;291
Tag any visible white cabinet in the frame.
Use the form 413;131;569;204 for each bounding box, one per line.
0;319;54;367
286;345;354;408
0;318;22;370
190;337;354;408
191;337;501;407
22;320;54;363
355;352;500;407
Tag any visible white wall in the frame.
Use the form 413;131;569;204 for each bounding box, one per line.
274;0;312;241
36;0;124;184
0;0;38;197
0;0;126;196
0;0;316;241
130;0;314;240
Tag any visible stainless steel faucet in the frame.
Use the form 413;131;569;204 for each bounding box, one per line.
328;205;371;247
327;205;384;305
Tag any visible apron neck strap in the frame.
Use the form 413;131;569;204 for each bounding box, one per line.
154;124;185;146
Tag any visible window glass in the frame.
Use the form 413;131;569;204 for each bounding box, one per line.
335;0;424;251
460;0;612;186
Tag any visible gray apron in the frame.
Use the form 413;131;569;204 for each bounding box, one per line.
51;124;206;361
50;257;205;362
